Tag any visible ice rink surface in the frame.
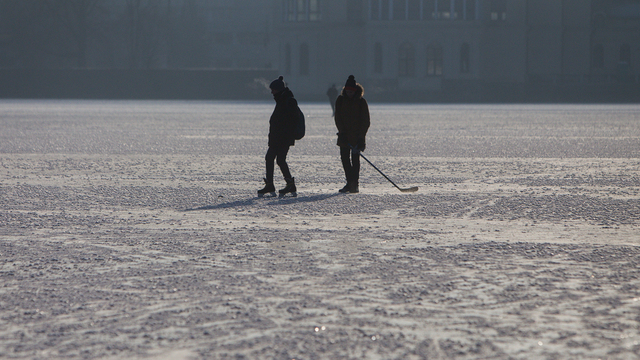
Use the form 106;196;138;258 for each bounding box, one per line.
1;99;639;359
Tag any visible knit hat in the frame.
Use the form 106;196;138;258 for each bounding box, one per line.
269;76;286;92
344;75;357;91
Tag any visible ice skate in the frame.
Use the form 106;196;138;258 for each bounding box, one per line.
279;177;297;197
338;183;350;193
257;178;276;197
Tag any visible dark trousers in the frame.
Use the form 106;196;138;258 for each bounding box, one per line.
265;146;292;183
340;146;360;184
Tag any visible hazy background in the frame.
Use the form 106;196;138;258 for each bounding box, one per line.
1;0;639;102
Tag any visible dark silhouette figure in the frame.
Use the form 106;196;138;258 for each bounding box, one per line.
327;84;338;116
334;75;370;194
258;76;298;197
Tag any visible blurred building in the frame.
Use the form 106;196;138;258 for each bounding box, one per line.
117;0;274;70
269;0;640;100
1;0;639;101
0;0;274;70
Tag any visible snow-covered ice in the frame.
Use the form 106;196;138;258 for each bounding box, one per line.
1;99;639;359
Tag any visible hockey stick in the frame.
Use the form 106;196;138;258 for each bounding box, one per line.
349;144;418;193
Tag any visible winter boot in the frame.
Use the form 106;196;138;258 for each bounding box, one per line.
349;181;359;194
338;183;351;193
339;171;354;193
257;178;276;197
279;177;297;197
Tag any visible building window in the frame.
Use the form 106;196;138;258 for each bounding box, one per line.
454;0;464;20
286;0;296;21
300;43;309;75
490;0;506;21
464;0;476;20
284;0;322;22
393;0;405;20
374;42;383;73
382;0;391;19
285;43;292;74
423;0;436;20
438;0;451;19
592;44;604;69
373;0;475;21
309;0;321;21
427;43;443;76
460;42;470;73
620;43;631;64
370;0;391;20
297;0;306;21
408;0;420;20
398;42;415;76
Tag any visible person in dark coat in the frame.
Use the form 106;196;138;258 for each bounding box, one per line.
334;75;370;193
258;76;298;197
326;84;338;116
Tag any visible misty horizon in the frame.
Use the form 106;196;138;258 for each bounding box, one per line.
1;0;639;102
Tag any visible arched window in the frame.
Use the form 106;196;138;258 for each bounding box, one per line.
374;42;383;73
592;44;604;69
427;43;443;76
300;43;309;75
285;43;292;75
398;42;415;76
460;42;470;73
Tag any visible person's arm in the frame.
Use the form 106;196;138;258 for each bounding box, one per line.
355;99;370;151
285;98;298;141
359;98;370;138
334;96;345;132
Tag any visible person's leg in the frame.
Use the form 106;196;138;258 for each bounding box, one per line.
350;148;361;193
275;146;296;196
339;146;352;192
275;146;292;180
258;147;277;196
352;149;360;177
265;147;277;183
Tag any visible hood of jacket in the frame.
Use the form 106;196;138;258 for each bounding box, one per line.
340;83;364;99
274;87;294;102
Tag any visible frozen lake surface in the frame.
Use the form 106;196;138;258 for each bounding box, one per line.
1;100;639;359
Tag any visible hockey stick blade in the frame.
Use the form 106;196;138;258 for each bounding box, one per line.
400;186;419;193
351;146;418;193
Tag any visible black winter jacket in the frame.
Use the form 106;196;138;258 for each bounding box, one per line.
269;88;297;148
334;84;370;148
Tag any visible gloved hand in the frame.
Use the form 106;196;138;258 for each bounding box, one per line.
357;138;366;152
337;132;347;144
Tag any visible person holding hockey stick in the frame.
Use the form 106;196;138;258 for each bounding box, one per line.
257;76;298;197
334;75;370;194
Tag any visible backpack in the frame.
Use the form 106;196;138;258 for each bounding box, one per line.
294;105;305;140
